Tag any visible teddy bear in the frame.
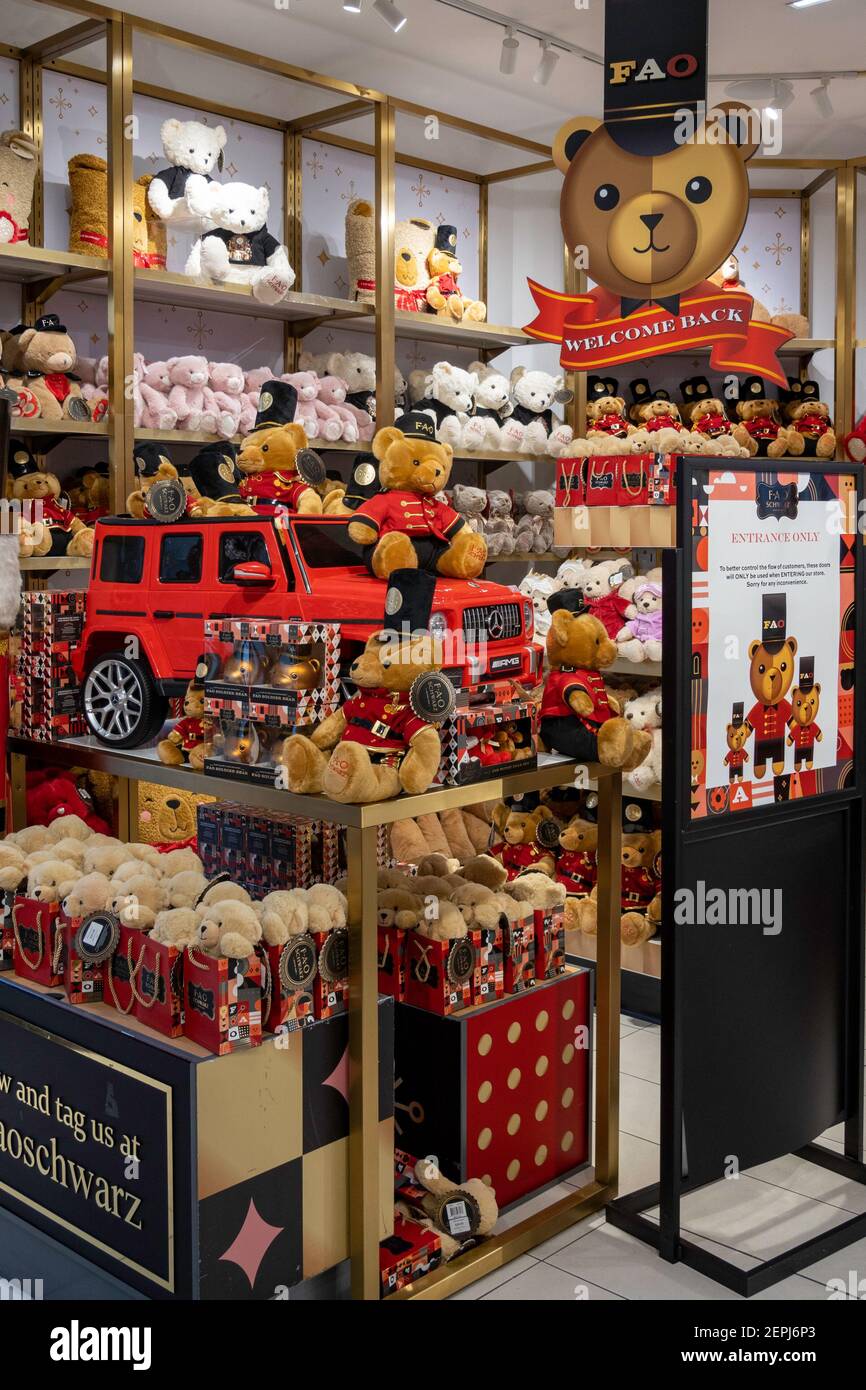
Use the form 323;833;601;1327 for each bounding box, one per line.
424;224;486;322
406;361;477;448
315;375;373;442
236;381;323;514
586;392;635;441
348;415;487;580
26;858;80;904
162;870;209;909
282;629;445;803
724;705;751;783
185;179;295;305
157;678;211;769
577;816;658;945
744;595;798;778
8;451;95;557
0;130;39;245
710;253;810;340
397;1156;498;1261
377;886;425;932
66;154;166;268
460;362;512;451
394;216;435;313
732;377;797;458
500;367;573;455
162;354;215;432
60;871;113;921
135;357;178;432
0;842;27;893
184;441;254;517
414;897;469;942
515;490;554;554
690;396;735;443
489;800;556;880
518;569;561;640
617;580;663;664
147;117;227;228
195;898;262;959
541;591;653;770
577;558;634;640
4;314;89;422
482;489;517;556
449;484;487;541
149;907;201;950
300;350;377;421
256;888;312;945
276;370;326;441
623;687;662;792
786;661;823;771
206;361;246;439
785;397;836;460
555;813;598;929
344;196;376;303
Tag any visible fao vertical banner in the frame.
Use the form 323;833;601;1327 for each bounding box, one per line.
689;467;856;818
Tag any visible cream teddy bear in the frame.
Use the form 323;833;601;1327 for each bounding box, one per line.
61;872;112;920
195;899;262;959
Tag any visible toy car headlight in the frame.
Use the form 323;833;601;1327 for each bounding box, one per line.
523;600;534;636
429;612;449;638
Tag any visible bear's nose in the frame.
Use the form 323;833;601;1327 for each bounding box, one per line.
400;252;411;262
166;797;181;810
641;213;664;231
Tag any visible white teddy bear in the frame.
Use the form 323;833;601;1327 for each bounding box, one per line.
185;180;295;305
518;569;562;640
405;361;477;448
461;360;512;451
624;686;663;792
501;367;573;455
148;118;227;230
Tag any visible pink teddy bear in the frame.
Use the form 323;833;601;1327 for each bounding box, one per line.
167;355;215;433
207;361;244;440
139;358;178;431
316;375;373;442
280;370;331;441
239;366;273;434
83;355;110;422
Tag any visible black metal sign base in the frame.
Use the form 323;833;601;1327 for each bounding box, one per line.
608;1140;866;1297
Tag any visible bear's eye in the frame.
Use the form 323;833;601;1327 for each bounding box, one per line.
685;176;712;204
780;661;787;671
228;209;234;215
758;663;766;674
261;444;268;452
594;184;620;211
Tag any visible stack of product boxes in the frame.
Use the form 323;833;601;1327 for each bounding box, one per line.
20;592;87;741
197;801;341;892
437;681;538;785
202;618;341;784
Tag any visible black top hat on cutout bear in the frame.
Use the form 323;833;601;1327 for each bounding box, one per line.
398;411;437;443
603;0;709;157
731;701;744;728
761;593;788;655
692;376;712;404
797;657;815;693
188;441;244;503
800;379;820;404
251;380;299;432
782;377;803;411
382;568;436;637
434;224;458;255
7;440;39;481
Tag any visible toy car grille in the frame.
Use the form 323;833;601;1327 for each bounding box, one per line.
462;602;522;642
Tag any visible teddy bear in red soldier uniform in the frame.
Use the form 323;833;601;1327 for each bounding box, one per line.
786;656;823;772
585;376;635;440
348;413;487;581
744;593;798;778
283;572;454;803
236;380;326;515
157;675;212;770
489;795;557;880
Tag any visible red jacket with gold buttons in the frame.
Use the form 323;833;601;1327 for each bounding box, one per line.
351;490;465;544
342;687;427;752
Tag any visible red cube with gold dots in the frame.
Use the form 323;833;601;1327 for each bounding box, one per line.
393;969;591;1209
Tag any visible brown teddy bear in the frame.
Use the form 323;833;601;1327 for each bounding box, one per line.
126;442;180;518
540;591;653;770
555;814;598;929
586;393;634;439
723;704;750;783
394;216;435;313
157;678;212;770
785;399;836;459
786;660;823;771
9;448;94;557
377;887;425;931
732;378;796;458
745;594;797;778
489;800;557;880
690;397;737;442
0;129;39;246
237;380;323;515
348;414;487;580
283;630;444;802
67;153;166;268
400;1156;497;1262
576;823;657;945
5;314;90;422
425;224;486;323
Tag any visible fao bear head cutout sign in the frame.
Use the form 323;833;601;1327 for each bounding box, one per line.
525;0;792;388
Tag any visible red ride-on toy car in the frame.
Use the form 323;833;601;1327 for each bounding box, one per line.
73;513;541;747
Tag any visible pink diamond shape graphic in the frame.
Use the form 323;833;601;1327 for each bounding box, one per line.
323;1043;349;1103
219;1199;284;1289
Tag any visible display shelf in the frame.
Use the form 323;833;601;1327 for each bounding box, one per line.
10;418;109;439
0;243;108;287
607;657;662;679
7;735;583;830
19;556;92;571
342;309;535;353
78;269;377;325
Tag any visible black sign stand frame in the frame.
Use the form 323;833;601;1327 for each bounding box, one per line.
607;457;866;1297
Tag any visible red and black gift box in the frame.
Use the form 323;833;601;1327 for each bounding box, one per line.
11;896;64;987
502;921;536;994
378;924;408;1001
470;925;504;1005
404;932;474;1016
196;803;221;878
105;925;183;1036
534;907;566;981
183;949;262;1055
584;457;622;506
437;694;538;787
0;890;15;971
312;928;349;1020
62;916;107;1004
555;456;585;508
380;1215;442;1297
616;455;651;506
649;453;679;506
258;935;317;1034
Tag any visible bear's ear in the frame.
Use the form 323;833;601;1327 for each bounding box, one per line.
549;608;572;648
814;682;821;695
704;102;760;162
213;124;228;150
748;640;761;660
372;426;405;461
536;805;554;822
787;637;798;657
258;186;270;215
553;115;602;173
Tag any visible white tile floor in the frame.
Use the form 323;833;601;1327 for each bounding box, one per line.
452;1016;866;1301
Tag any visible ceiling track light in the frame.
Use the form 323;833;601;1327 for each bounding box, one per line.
811;77;833;117
500;25;519;75
787;0;833;9
533;39;559;87
373;0;407;32
343;0;362;11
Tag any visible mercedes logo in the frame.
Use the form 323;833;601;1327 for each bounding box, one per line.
486;608;505;640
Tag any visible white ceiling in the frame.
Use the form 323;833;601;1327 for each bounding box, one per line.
8;0;866;161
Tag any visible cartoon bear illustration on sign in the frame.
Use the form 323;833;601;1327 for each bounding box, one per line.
745;595;798;779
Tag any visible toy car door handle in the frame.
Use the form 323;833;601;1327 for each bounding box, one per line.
153;609;174;619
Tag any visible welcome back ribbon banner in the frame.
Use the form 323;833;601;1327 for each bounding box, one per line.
523;279;794;388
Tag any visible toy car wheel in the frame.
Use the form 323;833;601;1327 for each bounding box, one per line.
83;653;169;748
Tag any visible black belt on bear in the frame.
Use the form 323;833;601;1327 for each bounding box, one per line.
353;716;394;738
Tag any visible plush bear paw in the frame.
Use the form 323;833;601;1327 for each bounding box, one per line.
252;269;293;305
322;741;400;803
283;734;328;794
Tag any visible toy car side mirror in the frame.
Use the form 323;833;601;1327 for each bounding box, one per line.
231;560;275;585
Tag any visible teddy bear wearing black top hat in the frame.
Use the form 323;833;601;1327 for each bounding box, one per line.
425;223;486;322
236;379;325;515
187;442;255;517
745;593;798;778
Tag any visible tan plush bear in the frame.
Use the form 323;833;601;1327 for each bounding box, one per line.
150;907;201;949
407;1156;498;1261
162;870;208;909
733;394;796;459
586;394;634;440
489;802;557;881
449;881;503;931
108;874;164;932
9;455;94;557
26;859;80;904
237;422;323;514
394;216;435;313
348;417;487;580
414;897;468;942
256;889;311;945
786;399;836;460
195;899;262;959
0;843;26;892
377;887;425;931
61;872;112;920
5;314;90;422
283;630;444;803
157;679;212;769
0;130;39;245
